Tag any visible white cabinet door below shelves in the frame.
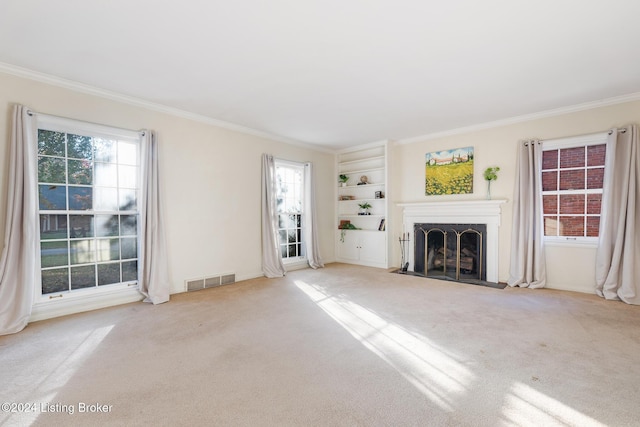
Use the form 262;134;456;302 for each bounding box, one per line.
337;230;386;268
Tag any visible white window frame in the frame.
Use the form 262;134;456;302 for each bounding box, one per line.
31;115;144;321
274;159;307;265
541;133;607;247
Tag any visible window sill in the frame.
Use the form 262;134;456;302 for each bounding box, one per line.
30;284;144;323
544;237;598;248
284;258;309;272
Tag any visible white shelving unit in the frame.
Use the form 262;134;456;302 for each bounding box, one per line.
336;141;388;268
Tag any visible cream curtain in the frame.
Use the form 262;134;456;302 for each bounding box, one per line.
595;125;640;304
508;139;546;288
138;130;171;304
261;154;286;277
0;105;39;335
304;162;324;269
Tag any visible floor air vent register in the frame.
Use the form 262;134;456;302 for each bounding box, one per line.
185;274;236;292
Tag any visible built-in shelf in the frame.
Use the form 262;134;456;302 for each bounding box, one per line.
336;141;389;268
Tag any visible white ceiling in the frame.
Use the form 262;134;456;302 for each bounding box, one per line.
2;1;640;150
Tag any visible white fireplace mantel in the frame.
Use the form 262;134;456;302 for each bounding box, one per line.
398;199;507;282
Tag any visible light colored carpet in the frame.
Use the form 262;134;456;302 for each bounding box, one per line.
1;263;639;426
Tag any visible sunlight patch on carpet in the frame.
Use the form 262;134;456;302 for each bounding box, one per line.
294;280;474;411
3;325;114;426
501;382;606;427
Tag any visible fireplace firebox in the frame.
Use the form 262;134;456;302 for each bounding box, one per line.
414;223;487;282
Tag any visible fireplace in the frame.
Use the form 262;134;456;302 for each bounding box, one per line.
414;223;487;281
399;200;506;283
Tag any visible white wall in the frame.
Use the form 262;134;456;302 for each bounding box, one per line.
0;72;336;297
390;100;640;293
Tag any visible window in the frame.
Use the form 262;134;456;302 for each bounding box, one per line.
275;161;305;263
37;117;140;298
541;134;607;242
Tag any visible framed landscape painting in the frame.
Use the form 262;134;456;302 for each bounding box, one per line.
425;147;474;195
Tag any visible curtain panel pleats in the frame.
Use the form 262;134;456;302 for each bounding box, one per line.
304;162;324;269
595;125;640;305
0;105;38;335
139;130;171;304
261;154;287;277
508;139;547;288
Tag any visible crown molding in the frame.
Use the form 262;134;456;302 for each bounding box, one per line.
0;62;335;154
396;91;640;145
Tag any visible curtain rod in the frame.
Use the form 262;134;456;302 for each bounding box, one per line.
524;127;628;146
26;109;145;136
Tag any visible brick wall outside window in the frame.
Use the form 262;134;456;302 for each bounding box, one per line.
542;143;606;238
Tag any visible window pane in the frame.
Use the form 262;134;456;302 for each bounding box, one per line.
559;194;585;215
38;157;66;183
587;194;602;215
559;216;584;237
70;265;95;290
96;238;120;262
70;239;96;264
120;215;137;236
68;159;93;185
98;263;121;286
119;165;138;188
41;241;68;268
95;162;118;187
96;214;119;237
542;171;557;191
69;186;93;210
560;147;585;168
67;134;92;160
542;195;557;215
42;268;69;294
40;214;68;240
587;168;604;189
38;130;66;156
288;229;297;243
288;244;297;257
122;260;138;282
94;138;117;162
39;185;67;210
119;189;137;211
559;169;584;190
587;144;606;166
281;245;287;258
94;187;118;211
278;230;287;245
586;217;600;237
544;216;559;236
70;214;94;238
542;150;558;170
121;237;137;259
118;141;138;165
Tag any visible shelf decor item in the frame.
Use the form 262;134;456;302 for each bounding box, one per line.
339;174;349;187
358;201;372;215
483;166;500;200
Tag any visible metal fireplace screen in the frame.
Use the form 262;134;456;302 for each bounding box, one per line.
414;223;487;281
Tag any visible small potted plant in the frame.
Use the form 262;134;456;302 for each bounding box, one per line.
483;166;500;200
339;174;349;187
358;201;372;215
